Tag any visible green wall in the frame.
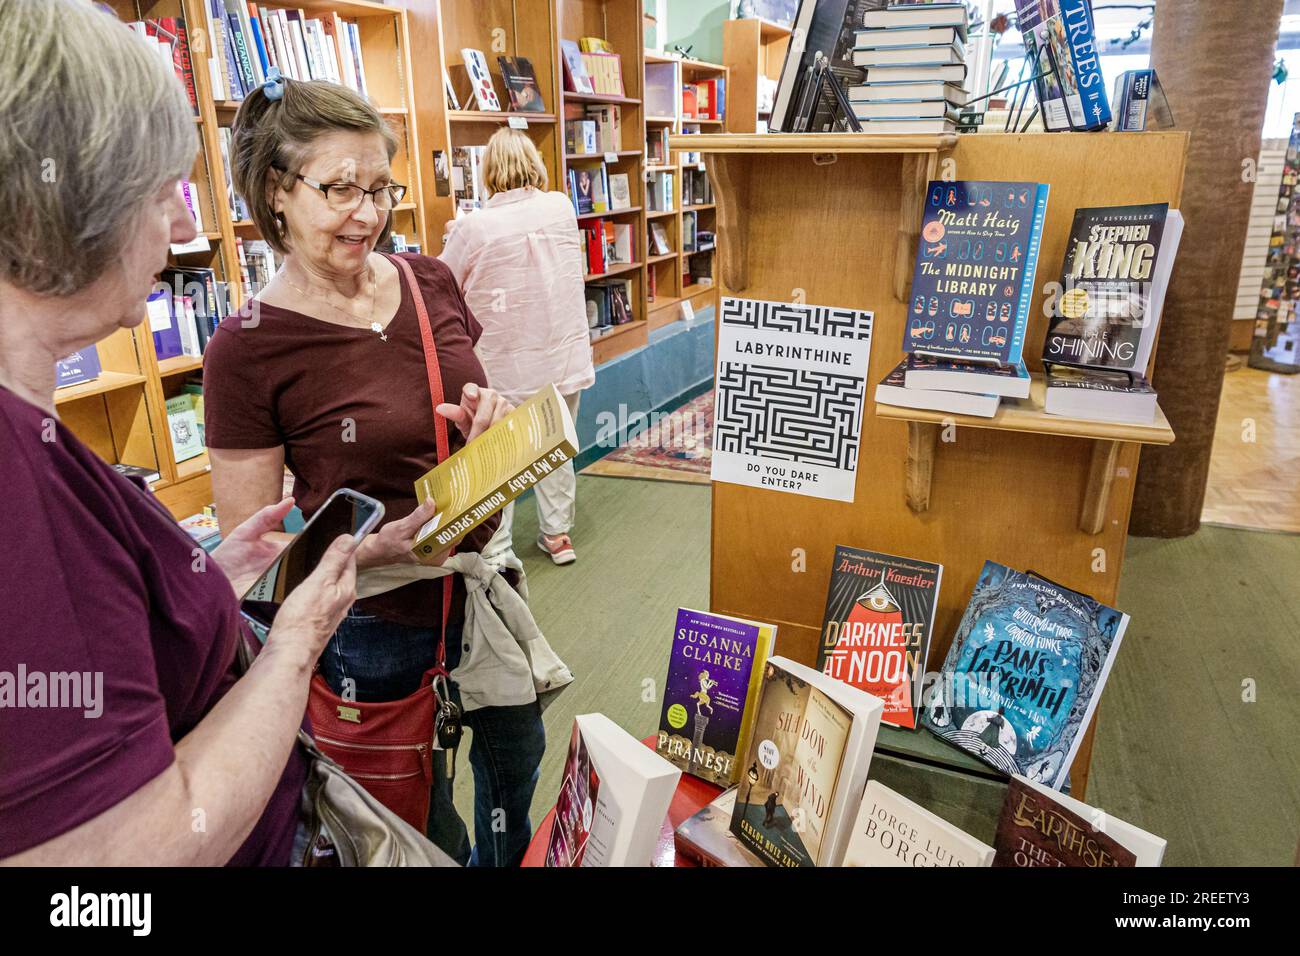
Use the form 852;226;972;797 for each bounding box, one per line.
665;0;732;64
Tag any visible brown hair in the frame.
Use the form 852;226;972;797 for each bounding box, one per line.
482;127;548;196
231;78;399;255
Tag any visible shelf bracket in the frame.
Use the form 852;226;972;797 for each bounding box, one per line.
894;152;939;302
706;153;751;293
905;421;939;513
1079;440;1122;535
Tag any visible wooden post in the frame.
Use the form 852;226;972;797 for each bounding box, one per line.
1130;0;1284;537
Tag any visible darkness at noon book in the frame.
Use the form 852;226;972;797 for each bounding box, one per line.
1042;204;1184;374
920;561;1128;790
875;359;1001;418
728;656;884;867
656;608;776;787
816;544;942;729
907;180;1049;366
994;774;1166;866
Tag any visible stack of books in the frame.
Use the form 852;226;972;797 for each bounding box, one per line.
849;2;968;134
875;178;1048;418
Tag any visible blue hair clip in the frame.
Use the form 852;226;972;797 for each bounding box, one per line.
262;66;285;102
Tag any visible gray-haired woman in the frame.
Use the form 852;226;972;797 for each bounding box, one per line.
0;0;356;865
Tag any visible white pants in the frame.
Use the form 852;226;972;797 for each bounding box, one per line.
481;390;580;571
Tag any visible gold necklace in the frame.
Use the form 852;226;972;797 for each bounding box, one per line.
279;262;387;341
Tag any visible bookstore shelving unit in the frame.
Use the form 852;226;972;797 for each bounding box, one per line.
61;1;427;519
681;129;1190;799
721;16;790;134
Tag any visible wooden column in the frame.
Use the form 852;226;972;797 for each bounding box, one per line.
1130;0;1284;537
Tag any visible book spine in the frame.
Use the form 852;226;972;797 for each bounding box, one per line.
227;14;256;95
168;18;199;114
1010;184;1050;366
413;442;578;555
1060;0;1110;128
247;9;270;77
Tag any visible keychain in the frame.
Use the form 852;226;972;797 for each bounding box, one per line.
432;673;463;782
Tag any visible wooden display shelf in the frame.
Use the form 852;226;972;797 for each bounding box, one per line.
564;91;641;106
876;374;1175;532
646;115;676;124
585;260;641;282
175;451;211;482
53;371;147;406
577;206;642;221
647;251;677;264
647;302;684;331
591;318;648;365
684;203;716;211
156;355;205;378
646;208;676;219
447;110;556;124
683;118;724;126
671;131;957;155
564;149;642;161
681;282;715;298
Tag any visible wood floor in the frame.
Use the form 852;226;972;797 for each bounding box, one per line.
1202;367;1300;532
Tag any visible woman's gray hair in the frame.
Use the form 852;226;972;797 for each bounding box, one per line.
0;0;197;296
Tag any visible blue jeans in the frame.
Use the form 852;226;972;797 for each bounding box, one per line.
318;604;546;867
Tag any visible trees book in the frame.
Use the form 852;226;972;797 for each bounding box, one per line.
1015;0;1111;131
656;608;777;787
410;383;578;558
844;780;995;867
1042;204;1184;374
907;180;1049;366
728;656;884;867
545;714;680;867
817;544;942;729
994;774;1166;867
920;561;1128;789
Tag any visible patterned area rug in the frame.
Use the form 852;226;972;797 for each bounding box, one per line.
581;390;713;484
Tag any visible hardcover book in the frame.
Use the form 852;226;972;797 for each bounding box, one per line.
673;788;763;867
920;561;1129;789
657;609;777;787
875;359;1001;418
844;780;995;867
410;383;578;558
460;48;501;111
1042;205;1184;374
559;38;594;94
54;345;102;389
165;394;204;463
994;774;1166;866
496;55;546;112
728;656;884;867
907;180;1049;366
817;545;942;729
1015;0;1111;131
545;714;681;867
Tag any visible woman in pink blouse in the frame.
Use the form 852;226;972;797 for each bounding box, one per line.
439;129;594;566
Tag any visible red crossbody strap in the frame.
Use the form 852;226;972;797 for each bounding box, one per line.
389;254;455;665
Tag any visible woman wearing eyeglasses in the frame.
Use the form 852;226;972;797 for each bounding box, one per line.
202;77;546;867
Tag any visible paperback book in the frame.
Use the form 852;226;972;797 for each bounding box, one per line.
907;180;1050;366
411;383;578;557
656;609;777;787
545;713;681;867
460;48;501;111
1044;366;1157;425
994;774;1166;866
728;656;884;867
843;780;995;867
875;360;1001;418
54;346;102;389
1042;204;1184;374
496;55;545;112
816;544;942;729
904;353;1031;399
673;788;763;867
1015;0;1111;131
920;561;1128;789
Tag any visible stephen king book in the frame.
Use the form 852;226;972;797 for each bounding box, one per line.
817;545;942;729
906;180;1049;366
994;775;1166;866
656;608;776;787
1042;204;1184;374
729;657;884;868
920;561;1128;790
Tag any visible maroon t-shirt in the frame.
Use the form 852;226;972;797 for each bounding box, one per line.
203;253;498;628
0;386;306;864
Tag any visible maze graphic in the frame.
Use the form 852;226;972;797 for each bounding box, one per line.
720;297;873;341
715;364;865;470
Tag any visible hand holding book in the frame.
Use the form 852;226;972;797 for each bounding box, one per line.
355;498;448;569
435;382;515;442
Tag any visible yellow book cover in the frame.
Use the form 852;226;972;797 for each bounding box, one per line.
411;383;578;558
578;36;613;54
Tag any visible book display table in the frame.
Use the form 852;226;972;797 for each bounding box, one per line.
669;131;1190;800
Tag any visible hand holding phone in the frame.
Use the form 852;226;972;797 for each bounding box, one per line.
268;533;359;664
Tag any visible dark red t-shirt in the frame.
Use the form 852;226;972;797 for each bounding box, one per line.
0;386;305;864
203;253;498;628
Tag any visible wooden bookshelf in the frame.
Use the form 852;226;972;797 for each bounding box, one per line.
56;1;428;520
722;17;791;134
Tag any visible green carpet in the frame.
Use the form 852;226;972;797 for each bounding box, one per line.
456;477;1299;867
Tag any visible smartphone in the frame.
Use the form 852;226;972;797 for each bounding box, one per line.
239;488;384;633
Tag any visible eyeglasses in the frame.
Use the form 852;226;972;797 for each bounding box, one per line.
281;170;407;212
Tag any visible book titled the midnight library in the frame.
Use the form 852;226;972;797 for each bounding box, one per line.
1043;204;1184;374
994;774;1166;866
920;561;1128;789
907;180;1049;366
817;545;942;729
411;383;578;557
656;608;776;787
